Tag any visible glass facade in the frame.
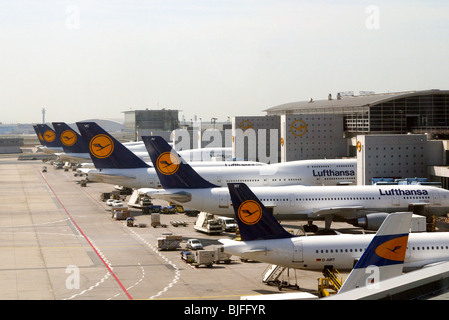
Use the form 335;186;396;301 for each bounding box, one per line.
366;94;449;134
123;109;179;132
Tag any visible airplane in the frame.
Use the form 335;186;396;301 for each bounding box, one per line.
52;122;92;164
219;183;449;273
241;211;413;300
75;122;266;189
141;136;449;230
51;122;153;164
33;124;64;154
142;135;357;189
42;121;233;167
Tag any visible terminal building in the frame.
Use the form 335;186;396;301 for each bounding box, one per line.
231;89;449;187
119;90;449;188
265;89;449;138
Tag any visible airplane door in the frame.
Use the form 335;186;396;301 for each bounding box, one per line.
392;195;400;206
293;242;303;262
263;176;269;186
289;194;295;207
218;191;229;208
433;190;441;205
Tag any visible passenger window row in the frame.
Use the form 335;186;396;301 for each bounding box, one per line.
261;196;429;202
412;245;449;250
314;245;449;254
316;248;365;254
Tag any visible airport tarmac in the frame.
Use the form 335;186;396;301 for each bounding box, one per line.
1;156;349;300
4;156;449;301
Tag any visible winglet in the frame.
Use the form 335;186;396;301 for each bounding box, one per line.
34;124;62;148
227;183;295;241
52;122;88;154
76;122;150;169
338;212;412;294
142;135;217;189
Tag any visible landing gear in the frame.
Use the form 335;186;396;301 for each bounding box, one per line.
303;216;334;234
303;221;318;233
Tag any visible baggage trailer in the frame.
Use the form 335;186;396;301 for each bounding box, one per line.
213;246;232;264
157;233;182;251
111;207;131;220
151;212;167;228
181;250;215;268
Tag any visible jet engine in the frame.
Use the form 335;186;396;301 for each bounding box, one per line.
351;212;389;231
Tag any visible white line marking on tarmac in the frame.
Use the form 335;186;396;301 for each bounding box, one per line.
0;218;71;228
64;237;111;300
126;227;181;299
108;263;145;300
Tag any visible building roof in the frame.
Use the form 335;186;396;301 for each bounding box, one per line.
264;89;449;114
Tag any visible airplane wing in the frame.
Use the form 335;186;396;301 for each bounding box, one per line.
148;190;192;203
89;172;137;181
408;202;428;207
242;248;271;253
422;261;449;268
302;206;365;218
57;153;91;163
77;168;94;174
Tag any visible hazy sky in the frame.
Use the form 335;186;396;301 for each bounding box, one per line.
1;0;448;124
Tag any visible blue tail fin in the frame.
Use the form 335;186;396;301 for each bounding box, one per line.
52;122;88;154
76;122;149;169
34;124;62;148
227;183;295;241
338;212;412;294
142;135;217;189
33;125;45;145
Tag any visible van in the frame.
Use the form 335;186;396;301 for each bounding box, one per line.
217;217;237;232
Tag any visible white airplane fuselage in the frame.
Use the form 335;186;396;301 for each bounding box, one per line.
124;144;233;162
53;143;233;165
221;232;449;271
151;184;449;220
96;158;356;189
86;161;264;188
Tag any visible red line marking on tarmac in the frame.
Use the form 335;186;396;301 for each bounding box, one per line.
38;170;133;300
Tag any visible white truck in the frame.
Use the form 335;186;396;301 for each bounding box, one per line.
193;212;223;235
217;217;237;232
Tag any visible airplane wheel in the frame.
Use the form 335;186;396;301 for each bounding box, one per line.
303;224;318;233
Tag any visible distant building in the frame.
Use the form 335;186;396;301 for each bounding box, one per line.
123;109;179;140
0;137;23;154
